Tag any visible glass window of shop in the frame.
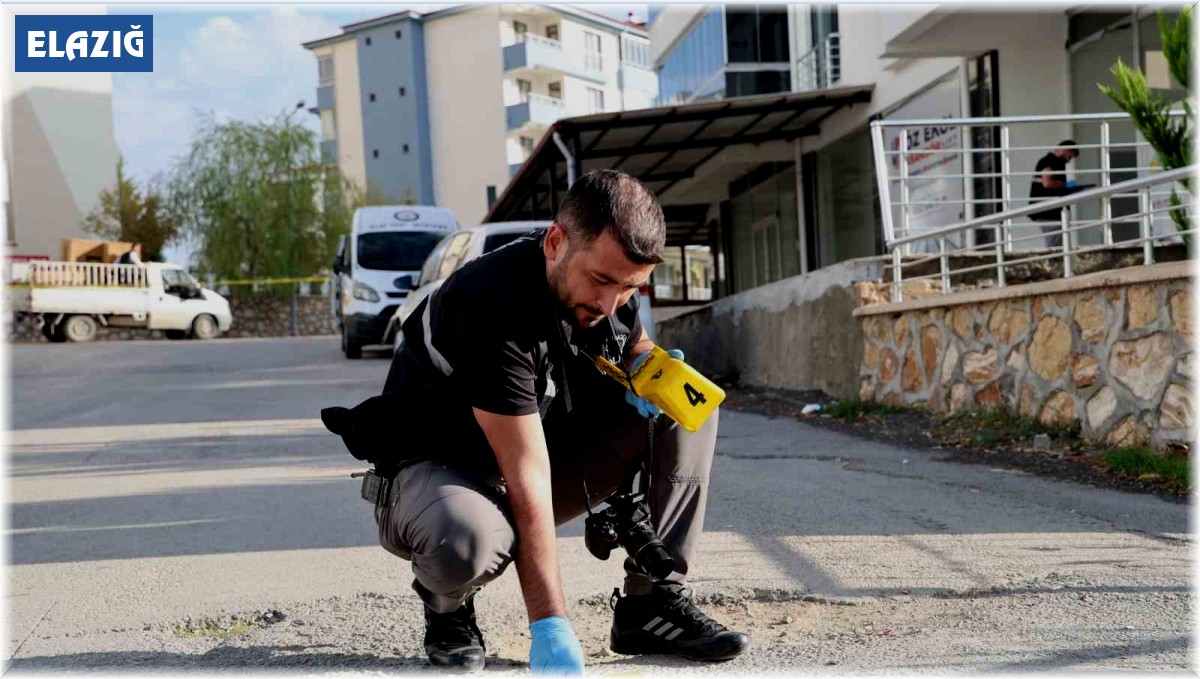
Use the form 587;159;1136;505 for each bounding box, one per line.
1068;8;1186;244
656;9;725;105
727;162;802;293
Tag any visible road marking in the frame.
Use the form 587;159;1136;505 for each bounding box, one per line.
10;419;327;447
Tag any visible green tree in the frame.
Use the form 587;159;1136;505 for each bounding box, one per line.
83;157;179;261
167;111;355;289
1099;8;1193;236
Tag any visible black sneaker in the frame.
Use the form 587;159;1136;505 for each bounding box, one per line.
610;586;750;661
422;592;486;672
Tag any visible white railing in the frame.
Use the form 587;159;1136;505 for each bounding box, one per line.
24;262;149;288
528;92;566;110
870;111;1188;250
882;166;1195;302
526;33;563;51
796;32;839;92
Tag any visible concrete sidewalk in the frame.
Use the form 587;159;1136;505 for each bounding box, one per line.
5;339;1192;673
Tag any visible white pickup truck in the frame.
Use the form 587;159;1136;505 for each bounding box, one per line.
10;261;233;342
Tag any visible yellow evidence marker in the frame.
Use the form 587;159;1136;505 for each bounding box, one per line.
593;346;725;432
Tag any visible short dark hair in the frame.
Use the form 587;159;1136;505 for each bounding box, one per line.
1059;139;1079;156
555;169;665;265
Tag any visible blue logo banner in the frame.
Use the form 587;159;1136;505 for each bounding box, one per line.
15;15;153;72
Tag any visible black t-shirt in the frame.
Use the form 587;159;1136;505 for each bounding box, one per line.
381;232;643;477
1030;152;1068;199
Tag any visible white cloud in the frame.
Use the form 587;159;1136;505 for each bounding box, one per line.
113;8;339;185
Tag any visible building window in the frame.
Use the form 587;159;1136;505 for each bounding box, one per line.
399;86;406;97
369;93;376;102
621;37;649;68
395;29;402;39
373;149;379;158
727;5;789;63
587;86;605;114
513;20;528;43
548;82;563;99
519;136;535;156
318;56;334;86
584;31;603;71
516;79;532;103
403;144;410;153
320;109;336;140
365;36;372;46
545;24;559;41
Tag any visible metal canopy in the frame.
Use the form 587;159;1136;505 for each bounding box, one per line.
484;84;873;246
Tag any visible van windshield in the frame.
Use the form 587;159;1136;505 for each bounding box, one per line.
357;231;445;271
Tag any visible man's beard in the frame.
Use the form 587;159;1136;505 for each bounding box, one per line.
550;255;605;328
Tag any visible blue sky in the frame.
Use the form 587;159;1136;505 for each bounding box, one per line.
110;4;648;186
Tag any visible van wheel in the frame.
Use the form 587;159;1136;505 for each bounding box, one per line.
342;325;362;359
190;314;220;340
63;315;98;343
166;329;188;340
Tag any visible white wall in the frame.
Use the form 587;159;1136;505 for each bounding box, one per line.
425;6;508;227
2;4;118;257
320;40;367;194
807;6;1071;155
559;18;622;114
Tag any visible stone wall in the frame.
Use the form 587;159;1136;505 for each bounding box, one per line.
658;259;885;398
855;261;1195;449
5;293;336;343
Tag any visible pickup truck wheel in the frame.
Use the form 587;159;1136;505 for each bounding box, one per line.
165;329;188;340
42;321;67;343
342;325;362;359
63;315;98;343
190;314;220;340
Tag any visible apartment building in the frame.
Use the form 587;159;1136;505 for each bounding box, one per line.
1;4;119;258
304;5;656;227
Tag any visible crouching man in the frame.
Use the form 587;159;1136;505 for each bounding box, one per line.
369;170;748;673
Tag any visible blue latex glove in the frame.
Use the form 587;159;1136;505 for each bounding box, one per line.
1066;178;1077;188
529;616;584;675
625;349;685;419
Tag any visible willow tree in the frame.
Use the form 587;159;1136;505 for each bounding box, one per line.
167;112;356;286
1099;8;1193;236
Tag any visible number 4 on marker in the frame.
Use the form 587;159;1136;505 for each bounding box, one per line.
683;382;706;407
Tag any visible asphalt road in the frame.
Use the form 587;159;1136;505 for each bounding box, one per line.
6;337;1194;674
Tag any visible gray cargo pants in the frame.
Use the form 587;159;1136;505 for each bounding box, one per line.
374;388;719;614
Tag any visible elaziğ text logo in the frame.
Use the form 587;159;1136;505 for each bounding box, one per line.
15;15;153;72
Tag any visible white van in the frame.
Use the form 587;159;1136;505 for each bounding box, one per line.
331;205;458;358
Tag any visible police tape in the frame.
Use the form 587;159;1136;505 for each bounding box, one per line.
4;275;332;289
212;276;331;287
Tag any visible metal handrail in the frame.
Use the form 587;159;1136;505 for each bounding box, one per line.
872;111;1186;127
885;166;1194;301
888;166;1192;247
870;110;1187;250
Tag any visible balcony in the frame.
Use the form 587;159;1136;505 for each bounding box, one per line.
316;85;335;110
506;93;568;132
618;62;656;94
796;33;840;92
503;34;606;84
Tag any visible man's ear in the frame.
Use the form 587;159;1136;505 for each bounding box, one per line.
544;223;568;261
